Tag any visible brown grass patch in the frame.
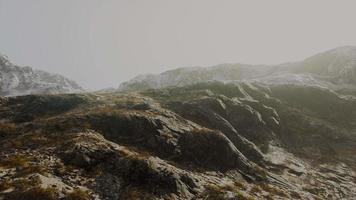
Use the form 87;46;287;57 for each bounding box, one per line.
12;177;41;191
0;122;17;135
250;185;262;194
0;155;29;168
203;184;253;200
66;188;90;200
260;183;289;197
0;179;12;191
4;187;58;200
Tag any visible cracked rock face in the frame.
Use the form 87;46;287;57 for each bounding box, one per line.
1;81;356;199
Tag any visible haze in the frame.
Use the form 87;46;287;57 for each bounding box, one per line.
1;0;356;90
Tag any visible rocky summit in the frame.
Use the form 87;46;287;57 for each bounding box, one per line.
0;55;83;96
1;81;356;200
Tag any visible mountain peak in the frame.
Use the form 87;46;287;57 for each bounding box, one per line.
0;54;12;67
0;54;83;96
324;46;356;58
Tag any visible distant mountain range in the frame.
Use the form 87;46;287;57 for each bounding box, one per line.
0;55;83;96
119;46;356;92
2;46;356;97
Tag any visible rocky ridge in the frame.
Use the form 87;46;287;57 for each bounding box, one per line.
119;46;356;92
1;81;356;199
0;55;83;96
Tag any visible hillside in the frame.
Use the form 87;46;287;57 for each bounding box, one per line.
1;82;355;199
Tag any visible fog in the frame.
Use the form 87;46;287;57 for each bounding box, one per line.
1;0;356;90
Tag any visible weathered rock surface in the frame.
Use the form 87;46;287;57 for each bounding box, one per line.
1;81;356;199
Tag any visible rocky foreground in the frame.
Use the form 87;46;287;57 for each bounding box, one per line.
1;82;356;199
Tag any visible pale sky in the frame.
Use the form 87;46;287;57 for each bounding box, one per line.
1;0;356;90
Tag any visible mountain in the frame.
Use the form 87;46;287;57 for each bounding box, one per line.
0;55;83;96
286;46;356;83
1;81;356;199
1;47;356;199
119;46;356;91
118;64;271;91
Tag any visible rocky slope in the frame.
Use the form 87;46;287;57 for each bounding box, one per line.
1;81;355;199
0;55;83;96
119;46;356;91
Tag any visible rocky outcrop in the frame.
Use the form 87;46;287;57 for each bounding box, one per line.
166;97;266;164
59;132;200;199
0;55;83;96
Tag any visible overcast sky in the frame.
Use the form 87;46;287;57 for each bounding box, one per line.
1;0;356;90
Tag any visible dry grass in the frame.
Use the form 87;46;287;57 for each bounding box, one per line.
3;132;49;149
86;165;104;177
53;162;67;176
264;194;274;200
260;183;289;197
0;155;29;168
26;133;50;146
19;165;47;176
236;192;254;200
119;186;142;200
203;184;226;200
233;181;247;190
250;185;262;194
12;177;41;191
66;188;90;200
290;190;302;199
0;154;47;177
203;184;253;200
313;196;324;200
0;122;17;135
0;179;12;191
4;187;58;200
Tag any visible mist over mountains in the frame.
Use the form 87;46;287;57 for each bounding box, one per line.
1;46;356;96
119;46;356;92
1;46;356;199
